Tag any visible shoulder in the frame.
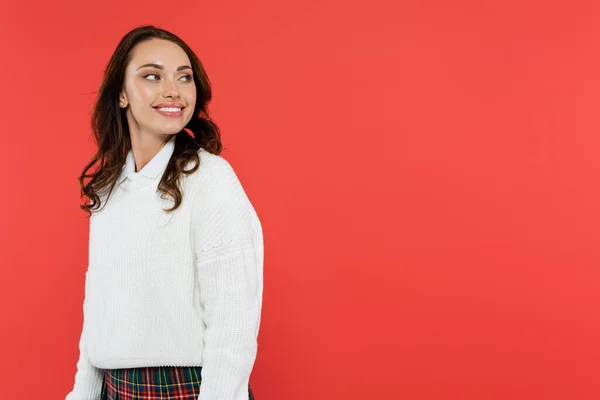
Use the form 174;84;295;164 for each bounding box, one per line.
197;148;237;176
188;148;248;205
195;148;243;188
188;149;260;246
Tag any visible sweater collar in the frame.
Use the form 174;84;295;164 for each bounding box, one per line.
118;135;176;185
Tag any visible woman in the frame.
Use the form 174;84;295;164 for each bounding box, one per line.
65;25;263;400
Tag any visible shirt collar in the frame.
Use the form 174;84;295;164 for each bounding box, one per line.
118;135;176;184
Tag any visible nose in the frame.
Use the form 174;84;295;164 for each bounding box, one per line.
161;78;180;99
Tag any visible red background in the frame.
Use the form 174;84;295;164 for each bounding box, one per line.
0;1;598;399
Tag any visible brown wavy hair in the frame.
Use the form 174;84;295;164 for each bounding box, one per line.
79;25;222;217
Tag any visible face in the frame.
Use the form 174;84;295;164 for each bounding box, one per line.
120;38;196;137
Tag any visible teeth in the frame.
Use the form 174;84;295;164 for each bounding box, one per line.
157;107;182;112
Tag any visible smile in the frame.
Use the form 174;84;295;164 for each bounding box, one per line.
153;106;185;117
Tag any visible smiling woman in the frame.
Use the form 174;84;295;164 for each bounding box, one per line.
66;25;263;400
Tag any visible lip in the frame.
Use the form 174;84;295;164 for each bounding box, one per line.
153;102;185;109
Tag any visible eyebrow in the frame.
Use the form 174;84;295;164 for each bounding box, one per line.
137;63;192;71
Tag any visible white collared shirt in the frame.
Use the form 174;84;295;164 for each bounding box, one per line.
117;135;176;189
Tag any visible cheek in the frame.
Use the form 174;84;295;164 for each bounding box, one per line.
130;83;157;106
184;95;197;120
185;88;197;109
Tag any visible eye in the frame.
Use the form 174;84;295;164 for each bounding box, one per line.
180;74;193;82
143;73;160;81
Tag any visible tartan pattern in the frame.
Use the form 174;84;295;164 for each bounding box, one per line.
100;366;255;399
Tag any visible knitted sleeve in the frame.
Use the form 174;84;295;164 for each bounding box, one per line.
190;157;263;400
65;271;104;400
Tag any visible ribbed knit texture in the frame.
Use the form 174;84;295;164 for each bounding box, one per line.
65;136;264;400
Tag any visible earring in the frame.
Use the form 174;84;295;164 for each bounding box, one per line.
120;101;125;107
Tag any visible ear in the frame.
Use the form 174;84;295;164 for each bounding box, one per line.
119;92;128;108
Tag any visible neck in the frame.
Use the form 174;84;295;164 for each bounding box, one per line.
128;130;172;172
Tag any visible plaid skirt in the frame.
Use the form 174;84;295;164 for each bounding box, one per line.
100;366;255;399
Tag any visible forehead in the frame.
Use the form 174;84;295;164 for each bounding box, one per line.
128;38;191;69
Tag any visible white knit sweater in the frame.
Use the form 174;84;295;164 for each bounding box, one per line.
65;135;264;400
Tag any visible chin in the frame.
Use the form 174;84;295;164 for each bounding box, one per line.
160;124;186;135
